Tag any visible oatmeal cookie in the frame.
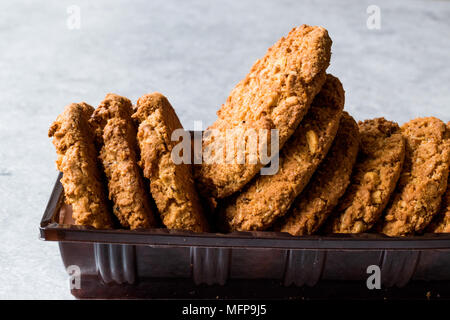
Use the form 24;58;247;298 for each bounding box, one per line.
195;25;332;198
48;103;112;229
428;176;450;233
133;93;209;232
219;74;344;231
90;94;156;229
427;122;450;233
379;117;450;236
275;112;359;235
326;118;405;234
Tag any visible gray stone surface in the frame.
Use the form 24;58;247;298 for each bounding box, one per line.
0;0;449;299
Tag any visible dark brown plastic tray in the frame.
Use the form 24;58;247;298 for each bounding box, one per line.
40;173;450;299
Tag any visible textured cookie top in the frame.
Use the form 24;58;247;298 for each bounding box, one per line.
90;93;134;142
327;118;405;234
49;102;96;167
134;93;209;232
216;25;332;128
220;74;344;232
428;121;450;233
428;173;450;233
48;102;113;229
90;94;156;230
276;112;359;236
133;93;176;122
196;25;332;198
133;93;184;177
380;117;450;236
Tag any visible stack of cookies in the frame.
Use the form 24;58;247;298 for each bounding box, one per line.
49;25;450;236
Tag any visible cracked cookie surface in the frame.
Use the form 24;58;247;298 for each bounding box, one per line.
379;117;450;236
326;118;405;234
90;94;156;229
275;112;359;236
49;102;112;229
133;93;209;232
427;122;450;233
219;74;344;231
195;25;332;198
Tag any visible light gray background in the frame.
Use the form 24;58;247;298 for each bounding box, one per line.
0;0;449;299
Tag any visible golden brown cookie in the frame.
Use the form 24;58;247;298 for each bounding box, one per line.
219;74;344;231
427;122;450;233
274;112;359;236
428;176;450;233
90;94;157;230
48;103;112;229
379;117;450;236
195;25;332;199
133;93;209;232
326;118;405;234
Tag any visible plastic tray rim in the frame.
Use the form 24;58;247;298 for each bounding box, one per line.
40;173;450;250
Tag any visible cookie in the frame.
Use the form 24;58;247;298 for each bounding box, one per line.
274;112;359;236
427;122;450;233
219;74;344;231
325;118;405;234
195;25;332;198
379;117;450;236
133;93;209;232
428;176;450;233
90;94;157;229
48;102;113;229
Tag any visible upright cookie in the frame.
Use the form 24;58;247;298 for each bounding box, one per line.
195;25;332;198
379;117;450;236
326;118;405;234
427;122;450;233
133;93;209;232
48;103;112;229
90;94;156;229
275;112;359;236
219;74;344;231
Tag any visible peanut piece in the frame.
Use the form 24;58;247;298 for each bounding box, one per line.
266;92;279;107
306;130;318;154
352;221;365;233
285;96;299;106
372;190;382;204
364;171;379;184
